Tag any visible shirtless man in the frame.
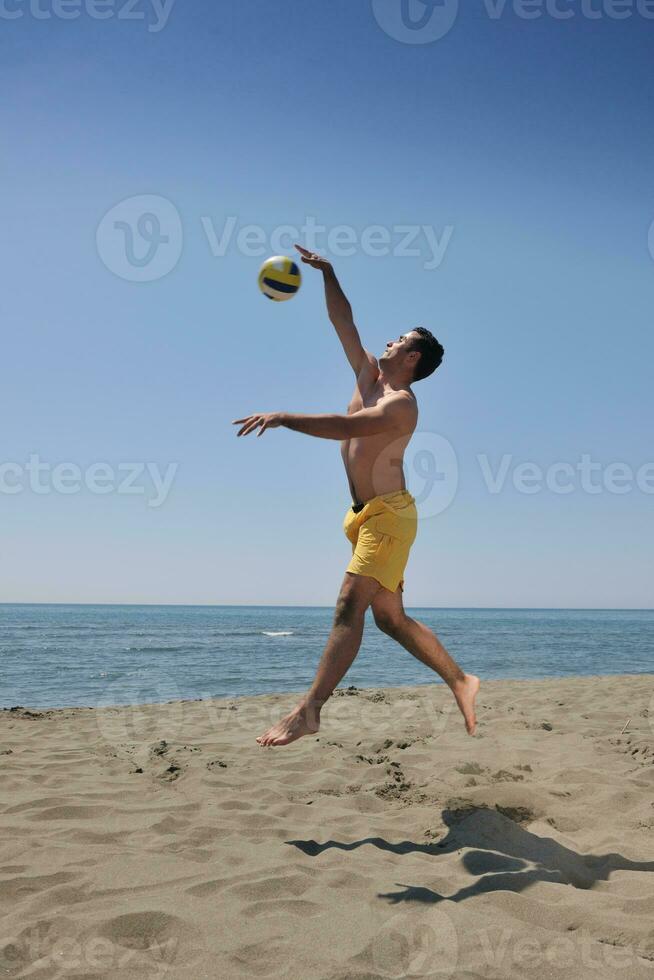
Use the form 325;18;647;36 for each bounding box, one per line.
233;244;479;746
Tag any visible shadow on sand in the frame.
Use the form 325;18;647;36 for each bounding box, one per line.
287;805;654;903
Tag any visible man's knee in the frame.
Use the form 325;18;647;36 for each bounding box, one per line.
373;608;408;638
333;576;376;627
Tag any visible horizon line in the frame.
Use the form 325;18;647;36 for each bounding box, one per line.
0;602;652;612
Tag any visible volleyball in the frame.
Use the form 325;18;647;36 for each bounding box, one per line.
258;255;302;302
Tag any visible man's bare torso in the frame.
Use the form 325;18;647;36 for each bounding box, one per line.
340;355;418;505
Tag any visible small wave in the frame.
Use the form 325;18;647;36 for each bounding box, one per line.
127;645;190;653
261;631;294;637
208;629;296;638
1;625;51;631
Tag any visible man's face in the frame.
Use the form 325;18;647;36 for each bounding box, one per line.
380;330;420;365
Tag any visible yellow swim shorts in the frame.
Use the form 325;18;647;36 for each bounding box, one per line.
343;489;418;593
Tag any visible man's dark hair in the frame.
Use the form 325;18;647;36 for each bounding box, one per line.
406;327;444;382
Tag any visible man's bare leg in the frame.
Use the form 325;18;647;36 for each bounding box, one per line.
256;572;382;746
371;587;480;734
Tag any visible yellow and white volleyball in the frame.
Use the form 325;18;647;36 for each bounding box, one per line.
258;255;302;302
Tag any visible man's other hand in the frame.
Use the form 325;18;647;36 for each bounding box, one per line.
232;413;285;437
295;244;332;272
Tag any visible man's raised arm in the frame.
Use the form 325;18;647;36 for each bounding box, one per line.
295;244;372;375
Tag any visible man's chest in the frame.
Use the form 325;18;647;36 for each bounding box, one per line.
346;380;386;415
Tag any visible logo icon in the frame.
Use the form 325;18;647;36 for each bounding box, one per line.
372;908;458;977
96;194;183;282
94;669;186;753
372;431;458;519
371;0;459;44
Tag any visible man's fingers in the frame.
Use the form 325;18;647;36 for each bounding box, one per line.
233;413;277;437
234;415;261;436
242;418;262;436
295;243;321;265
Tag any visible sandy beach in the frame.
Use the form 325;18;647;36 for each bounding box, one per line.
1;673;653;979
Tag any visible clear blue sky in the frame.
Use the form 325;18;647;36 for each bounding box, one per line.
1;1;652;607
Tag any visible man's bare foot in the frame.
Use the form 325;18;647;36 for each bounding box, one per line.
256;702;321;747
451;674;480;735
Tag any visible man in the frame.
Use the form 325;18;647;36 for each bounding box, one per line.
233;244;479;746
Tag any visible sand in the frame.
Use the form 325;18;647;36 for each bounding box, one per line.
1;673;653;979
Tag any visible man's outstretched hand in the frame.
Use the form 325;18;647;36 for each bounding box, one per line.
295;244;332;272
232;413;285;437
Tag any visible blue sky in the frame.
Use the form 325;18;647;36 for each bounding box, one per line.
1;0;652;606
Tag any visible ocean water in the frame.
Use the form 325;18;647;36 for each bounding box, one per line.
0;604;651;710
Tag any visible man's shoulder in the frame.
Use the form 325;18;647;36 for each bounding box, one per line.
391;388;418;408
384;389;418;423
356;349;380;379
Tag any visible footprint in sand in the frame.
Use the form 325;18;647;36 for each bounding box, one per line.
97;910;183;952
243;898;322;918
229;873;313;901
491;769;525;783
150;815;191;835
30;804;111;821
186;876;235;898
455;762;485;776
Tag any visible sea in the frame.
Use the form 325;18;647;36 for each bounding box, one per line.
0;604;651;710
